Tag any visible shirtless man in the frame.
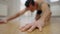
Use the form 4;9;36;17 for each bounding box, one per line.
0;0;51;32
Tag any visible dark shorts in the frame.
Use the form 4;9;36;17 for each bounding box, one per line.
37;10;42;15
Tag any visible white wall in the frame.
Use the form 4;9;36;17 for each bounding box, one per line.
8;0;20;16
51;5;60;16
0;0;7;5
0;0;8;17
0;4;8;16
50;1;60;16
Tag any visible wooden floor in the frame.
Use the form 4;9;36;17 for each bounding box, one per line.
0;17;60;34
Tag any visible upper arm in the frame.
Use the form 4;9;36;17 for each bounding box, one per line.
41;3;51;13
17;8;28;16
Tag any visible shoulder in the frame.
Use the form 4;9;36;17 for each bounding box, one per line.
36;0;49;6
41;2;50;8
38;2;50;9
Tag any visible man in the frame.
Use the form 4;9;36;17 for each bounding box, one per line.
0;0;51;32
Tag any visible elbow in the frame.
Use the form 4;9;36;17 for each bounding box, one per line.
49;12;52;15
48;11;52;16
46;11;52;15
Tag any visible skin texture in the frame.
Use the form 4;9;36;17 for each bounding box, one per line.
0;0;51;32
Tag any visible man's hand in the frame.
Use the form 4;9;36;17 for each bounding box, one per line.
0;19;8;24
19;20;45;32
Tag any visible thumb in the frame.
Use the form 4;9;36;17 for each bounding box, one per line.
38;26;43;32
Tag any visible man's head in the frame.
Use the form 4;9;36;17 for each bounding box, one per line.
25;0;36;12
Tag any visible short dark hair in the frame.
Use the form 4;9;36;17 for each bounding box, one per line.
25;0;35;7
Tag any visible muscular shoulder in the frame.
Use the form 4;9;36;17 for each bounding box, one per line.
37;2;50;10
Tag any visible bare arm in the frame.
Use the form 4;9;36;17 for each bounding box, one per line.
38;3;52;21
6;8;28;21
35;14;41;21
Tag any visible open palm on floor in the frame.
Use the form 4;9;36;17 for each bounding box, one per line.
20;20;45;32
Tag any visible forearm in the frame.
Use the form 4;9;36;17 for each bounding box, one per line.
39;11;51;21
6;12;20;21
6;8;28;21
35;14;41;21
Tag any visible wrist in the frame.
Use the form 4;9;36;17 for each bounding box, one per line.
39;19;45;22
5;18;9;22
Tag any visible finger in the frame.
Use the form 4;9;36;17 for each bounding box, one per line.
38;26;43;32
20;24;32;32
19;25;26;30
27;25;36;32
19;24;29;30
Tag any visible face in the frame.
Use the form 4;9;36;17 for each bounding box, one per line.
27;5;36;12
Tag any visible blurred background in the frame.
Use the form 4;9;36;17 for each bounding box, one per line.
0;0;60;34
